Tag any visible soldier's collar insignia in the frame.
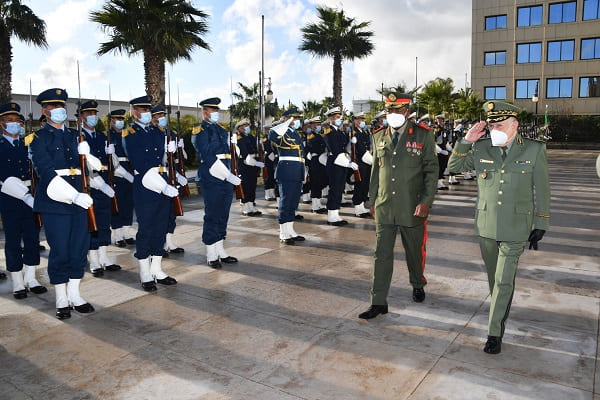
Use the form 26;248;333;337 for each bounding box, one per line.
487;102;494;111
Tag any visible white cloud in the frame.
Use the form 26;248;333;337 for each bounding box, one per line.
43;0;100;45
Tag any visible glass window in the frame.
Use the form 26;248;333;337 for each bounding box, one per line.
579;76;600;97
486;15;507;30
581;38;600;59
484;51;507;65
517;42;542;63
547;78;573;98
485;87;506;100
549;1;577;23
583;0;600;20
547;40;575;61
518;5;543;26
515;79;539;99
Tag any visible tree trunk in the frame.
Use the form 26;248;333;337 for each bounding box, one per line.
143;45;165;105
0;26;13;104
332;53;342;108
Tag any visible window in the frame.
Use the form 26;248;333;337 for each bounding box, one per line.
517;42;542;63
547;78;573;98
549;1;577;23
518;5;543;26
583;0;600;20
484;51;506;65
485;15;507;30
579;77;600;97
547;40;575;61
581;38;600;59
485;87;506;100
515;79;539;99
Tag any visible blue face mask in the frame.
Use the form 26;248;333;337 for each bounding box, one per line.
114;120;125;130
50;108;67;124
4;122;20;135
158;116;167;128
334;118;342;127
359;121;366;129
244;126;250;134
139;112;152;125
345;126;351;133
306;128;312;134
19;125;25;135
86;115;98;128
210;112;220;123
382;119;388;127
315;126;322;133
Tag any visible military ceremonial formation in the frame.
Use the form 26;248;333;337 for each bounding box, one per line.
0;87;550;355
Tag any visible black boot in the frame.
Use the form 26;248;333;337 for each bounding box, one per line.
483;336;502;354
358;304;388;320
412;287;425;303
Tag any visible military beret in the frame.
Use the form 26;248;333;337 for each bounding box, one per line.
0;102;21;117
325;106;341;116
130;95;153;107
80;100;98;112
282;107;300;117
484;101;521;123
151;105;166;115
110;109;126;117
199;97;221;108
235;118;250;129
384;91;411;109
36;88;68;105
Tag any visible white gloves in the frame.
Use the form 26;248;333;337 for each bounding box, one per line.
78;141;90;155
1;177;29;200
268;153;275;161
334;153;351;168
105;143;115;155
351;136;357;144
177;138;188;159
86;154;102;172
178;138;184;148
23;193;34;208
445;143;453;152
435;144;448;155
319;153;328;166
162;184;179;198
230;133;237;144
176;172;188;187
361;151;373;166
142;167;169;194
226;173;241;186
255;161;265;168
348;161;359;171
165;138;177;153
306;153;313;161
244;154;257;167
72;193;93;209
89;176;115;198
114;165;134;183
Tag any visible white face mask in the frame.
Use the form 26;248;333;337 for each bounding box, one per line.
158;116;167;128
114;120;124;130
139;112;152;125
334;118;342;127
86;115;98;128
4;121;20;135
387;113;406;129
19;125;25;135
210;112;220;123
292;120;301;130
490;129;508;146
49;108;67;124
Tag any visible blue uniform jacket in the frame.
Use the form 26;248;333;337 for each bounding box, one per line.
324;125;348;158
0;136;32;212
269;127;304;182
122;123;165;176
109;127;131;172
84;128;109;182
192;120;231;183
29;125;84;215
353;127;372;166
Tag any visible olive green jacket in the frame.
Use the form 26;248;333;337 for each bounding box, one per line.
448;135;550;241
369;121;438;226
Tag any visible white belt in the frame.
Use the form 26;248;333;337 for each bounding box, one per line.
216;154;231;159
55;168;82;176
118;157;129;162
279;156;304;163
0;179;32;186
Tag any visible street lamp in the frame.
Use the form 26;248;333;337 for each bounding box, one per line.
532;81;539;115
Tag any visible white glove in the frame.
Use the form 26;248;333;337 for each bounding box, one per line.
111;153;120;167
226;173;241;186
23;193;34;208
440;150;449;156
178;138;184;148
268;153;275;161
114;165;134;183
176;172;188;187
435;144;442;154
231;133;238;144
165;139;177;153
351;136;357;144
162;184;179;198
105;143;115;155
100;183;115;198
306;153;313;160
86;154;102;172
445;143;453;152
244;154;257;167
255;161;265;168
1;177;29;200
72;192;93;209
142;167;168;193
318;153;328;166
78;141;90;155
348;161;359;171
89;176;106;190
361;150;373;166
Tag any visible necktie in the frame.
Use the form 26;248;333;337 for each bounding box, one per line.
392;131;399;147
501;146;508;161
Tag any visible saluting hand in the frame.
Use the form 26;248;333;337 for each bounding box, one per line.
464;121;488;143
413;202;430;218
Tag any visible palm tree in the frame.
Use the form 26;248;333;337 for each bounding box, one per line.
456;88;484;120
417;78;456;117
302;100;323;118
0;0;47;103
90;0;210;104
299;5;374;107
232;82;260;128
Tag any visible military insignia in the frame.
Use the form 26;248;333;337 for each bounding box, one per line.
516;160;531;165
388;93;397;102
408;127;413;135
192;125;203;135
479;159;494;164
24;133;37;146
481;170;488;179
487;102;494;111
56;89;62;95
11;103;16;109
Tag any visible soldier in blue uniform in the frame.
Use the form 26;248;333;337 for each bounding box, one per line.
78;100;121;277
108;109;136;247
150;105;186;255
268;107;306;244
122;95;178;291
324;106;358;225
236;118;263;216
0;102;46;298
351;112;373;217
191;97;240;268
262;123;278;201
304;116;328;214
29;88;96;319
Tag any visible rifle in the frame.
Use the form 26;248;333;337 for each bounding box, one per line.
106;84;119;215
257;130;268;179
27;79;42;228
77;61;98;232
350;126;362;182
167;76;184;216
229;108;244;200
175;110;190;197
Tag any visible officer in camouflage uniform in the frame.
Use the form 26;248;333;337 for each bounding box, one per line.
448;101;550;354
359;92;438;320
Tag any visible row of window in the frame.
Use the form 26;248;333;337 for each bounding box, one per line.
484;37;600;65
485;0;600;30
485;77;600;100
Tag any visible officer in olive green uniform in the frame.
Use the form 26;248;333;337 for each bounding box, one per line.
358;92;438;320
448;101;550;354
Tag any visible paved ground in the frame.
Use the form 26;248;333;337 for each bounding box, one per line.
0;149;598;400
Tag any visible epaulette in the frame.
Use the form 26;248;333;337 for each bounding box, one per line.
121;127;135;138
262;137;268;143
192;125;203;135
25;133;37;146
237;134;242;141
323;127;331;135
307;133;315;140
417;122;431;131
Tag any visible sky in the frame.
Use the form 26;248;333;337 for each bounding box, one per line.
10;0;472;110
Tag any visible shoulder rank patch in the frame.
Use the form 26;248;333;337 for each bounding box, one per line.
307;133;315;140
323;127;331;135
237;134;242;141
417;122;431;131
25;133;37;146
121;127;135;138
192;125;203;135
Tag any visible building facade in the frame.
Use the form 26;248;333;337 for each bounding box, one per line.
472;0;600;115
